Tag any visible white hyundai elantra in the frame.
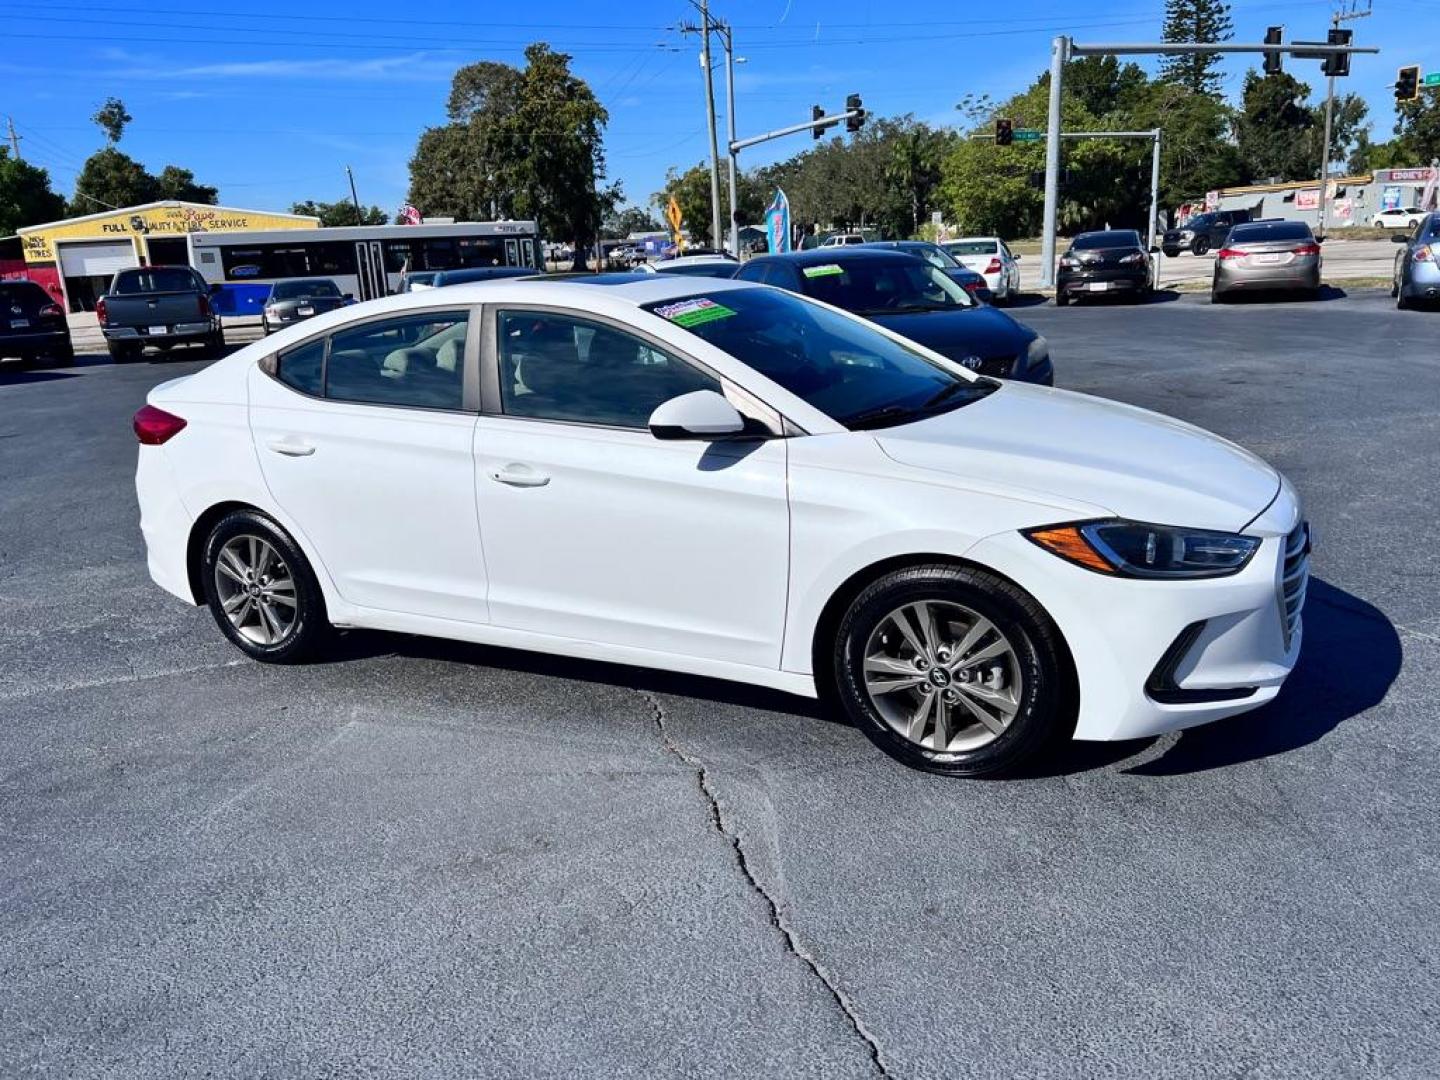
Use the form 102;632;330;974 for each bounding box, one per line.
134;275;1308;776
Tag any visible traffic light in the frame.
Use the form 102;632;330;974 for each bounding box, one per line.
845;93;866;133
1263;26;1284;75
811;104;824;140
1396;65;1420;102
1323;28;1352;78
995;118;1013;147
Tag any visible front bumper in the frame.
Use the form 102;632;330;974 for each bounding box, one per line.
965;510;1306;742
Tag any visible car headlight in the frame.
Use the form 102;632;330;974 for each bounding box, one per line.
1026;334;1049;368
1179;230;1194;239
1024;520;1261;578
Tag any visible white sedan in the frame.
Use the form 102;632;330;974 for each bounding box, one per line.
1373;207;1426;229
943;237;1022;301
134;276;1307;777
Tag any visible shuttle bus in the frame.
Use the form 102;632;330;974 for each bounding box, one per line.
189;221;541;316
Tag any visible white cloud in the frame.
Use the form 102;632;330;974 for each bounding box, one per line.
112;52;454;83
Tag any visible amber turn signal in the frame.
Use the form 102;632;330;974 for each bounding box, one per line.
1025;525;1116;574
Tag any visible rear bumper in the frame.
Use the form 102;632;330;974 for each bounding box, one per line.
1214;264;1320;292
0;328;70;354
105;321;217;343
136;445;197;604
1399;260;1440;298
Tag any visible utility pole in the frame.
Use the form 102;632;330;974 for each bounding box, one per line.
682;1;724;250
1317;2;1371;237
719;22;740;256
6;116;21;161
345;165;363;221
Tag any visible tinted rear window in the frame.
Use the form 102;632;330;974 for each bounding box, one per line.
1072;232;1142;250
272;279;341;300
945;240;998;255
1229;222;1313;243
112;268;198;294
0;282;51;308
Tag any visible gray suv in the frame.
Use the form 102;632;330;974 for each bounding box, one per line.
1162;209;1252;257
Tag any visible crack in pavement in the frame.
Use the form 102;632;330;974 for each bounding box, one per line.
640;690;892;1079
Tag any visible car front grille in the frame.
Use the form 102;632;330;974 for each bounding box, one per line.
1279;521;1310;650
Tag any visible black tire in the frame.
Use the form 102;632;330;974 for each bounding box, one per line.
50;340;75;366
207;329;226;356
831;563;1075;778
1054;289;1069;307
107;340;140;364
1396;290;1410;310
201;509;330;664
1192;236;1210;257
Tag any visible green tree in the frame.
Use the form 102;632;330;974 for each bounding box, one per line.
407;45;618;269
68;148;157;215
885;125;954;236
602;205;661;239
1392;90;1440;163
1158;0;1234;97
653;163;764;246
156;165;218;204
92;97;133;145
1235;72;1316;182
0;147;66;233
291;199;388;227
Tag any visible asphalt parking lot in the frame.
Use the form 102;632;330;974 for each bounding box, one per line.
3;289;1437;1078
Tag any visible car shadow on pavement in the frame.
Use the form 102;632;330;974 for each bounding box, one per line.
1069;289;1182;307
1126;577;1400;776
0;367;81;386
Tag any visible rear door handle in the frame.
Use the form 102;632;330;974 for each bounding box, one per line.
266;438;315;457
490;464;550;488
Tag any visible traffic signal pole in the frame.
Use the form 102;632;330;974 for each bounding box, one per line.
1039;36;1378;288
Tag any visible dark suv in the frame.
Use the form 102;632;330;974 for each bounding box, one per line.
0;280;74;366
1162;209;1252;257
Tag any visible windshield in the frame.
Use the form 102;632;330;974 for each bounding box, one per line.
272;279;340;300
945;240;998;256
796;259;974;315
1181;214;1214;228
642;288;996;430
1072;231;1142;250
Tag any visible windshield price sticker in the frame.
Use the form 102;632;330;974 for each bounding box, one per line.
654;298;736;328
803;264;845;278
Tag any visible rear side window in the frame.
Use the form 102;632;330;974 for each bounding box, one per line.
277;339;325;396
326;312;468;410
112;268;199;294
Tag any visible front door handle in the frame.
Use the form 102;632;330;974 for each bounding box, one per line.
490;464;550;488
266;438;315;457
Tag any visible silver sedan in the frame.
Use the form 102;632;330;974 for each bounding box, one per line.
1211;221;1322;302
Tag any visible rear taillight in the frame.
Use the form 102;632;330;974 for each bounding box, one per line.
984;258;1002;275
39;303;63;318
133;404;187;445
1414;247;1434;263
1217;248;1246;261
1291;244;1321;256
96;297;107;323
197;293;212;317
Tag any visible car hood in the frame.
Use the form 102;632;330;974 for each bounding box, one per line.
874;382;1280;533
866;306;1033;362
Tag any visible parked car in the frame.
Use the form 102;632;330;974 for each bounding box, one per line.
820;233;868;247
1373;206;1426;230
133;275;1307;778
1161;209;1252;257
1055;231;1155;306
640;254;739;278
98;266;223;363
431;267;540;288
941;237;1022;303
399;271;439;292
0;279;74;366
735;248;1051;383
1390;212;1440;309
261;279;349;335
862;241;994;303
1211;220;1322;302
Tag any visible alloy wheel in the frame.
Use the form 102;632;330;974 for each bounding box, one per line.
862;600;1024;753
213;534;298;646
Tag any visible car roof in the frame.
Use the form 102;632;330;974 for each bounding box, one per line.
752;247;920;266
382;273;759;310
648;255;735;268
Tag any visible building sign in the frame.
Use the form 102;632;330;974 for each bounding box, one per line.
1333;198;1353;222
1295;188;1319;210
17;202;318;265
1381;186;1403;211
1379;167;1437;184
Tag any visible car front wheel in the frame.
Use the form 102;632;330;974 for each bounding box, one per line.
202;510;329;663
832;564;1074;777
1192;236;1210;256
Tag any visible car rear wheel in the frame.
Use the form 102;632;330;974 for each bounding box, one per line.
207;328;226;356
202;510;329;663
107;340;140;364
1397;290;1410;310
832;564;1074;777
1054;289;1069;307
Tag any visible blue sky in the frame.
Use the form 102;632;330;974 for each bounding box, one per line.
2;0;1435;221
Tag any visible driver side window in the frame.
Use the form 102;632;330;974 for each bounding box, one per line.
496;311;720;429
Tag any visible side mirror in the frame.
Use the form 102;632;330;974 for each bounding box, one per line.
1316;236;1326;244
1391;232;1409;243
343;293;356;301
1012;253;1022;261
648;390;746;440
